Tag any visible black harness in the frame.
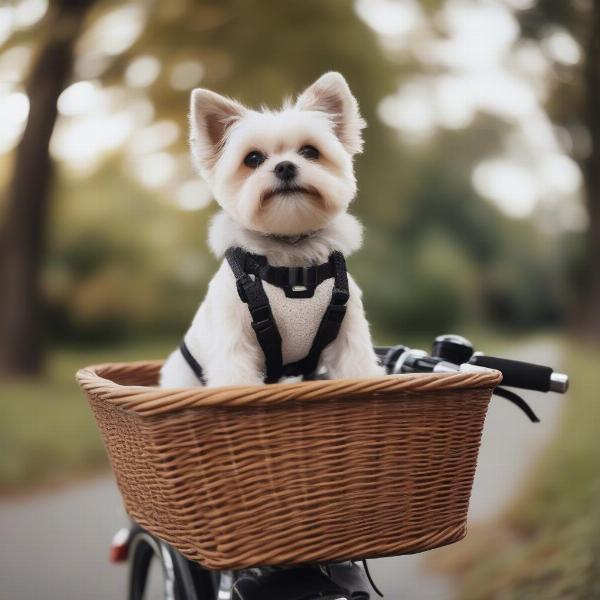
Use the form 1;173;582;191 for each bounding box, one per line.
180;247;349;384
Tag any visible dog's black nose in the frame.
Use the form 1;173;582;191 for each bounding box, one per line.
274;161;297;181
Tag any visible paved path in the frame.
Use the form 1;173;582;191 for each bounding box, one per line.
0;341;564;599
0;477;129;600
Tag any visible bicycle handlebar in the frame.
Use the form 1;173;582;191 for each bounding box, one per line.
375;334;569;395
469;353;568;393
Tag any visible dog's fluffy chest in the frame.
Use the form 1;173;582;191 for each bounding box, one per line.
262;278;335;364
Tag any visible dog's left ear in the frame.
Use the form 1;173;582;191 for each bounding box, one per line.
296;72;366;155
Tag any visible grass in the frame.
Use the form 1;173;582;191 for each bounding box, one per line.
0;339;176;493
441;341;600;600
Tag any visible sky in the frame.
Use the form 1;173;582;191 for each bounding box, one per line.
0;0;588;230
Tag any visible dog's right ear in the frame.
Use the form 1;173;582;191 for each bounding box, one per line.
190;89;246;171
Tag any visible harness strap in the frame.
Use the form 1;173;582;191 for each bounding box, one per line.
226;247;349;383
226;248;283;383
179;340;206;385
243;253;335;298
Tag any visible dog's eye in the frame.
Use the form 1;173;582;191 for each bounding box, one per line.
243;151;266;169
298;145;319;160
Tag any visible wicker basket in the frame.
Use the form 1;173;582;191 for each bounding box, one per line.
76;361;501;570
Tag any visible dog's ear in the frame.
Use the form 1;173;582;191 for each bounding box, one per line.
190;89;246;170
296;72;366;155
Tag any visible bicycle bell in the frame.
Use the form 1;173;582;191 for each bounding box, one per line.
431;334;474;365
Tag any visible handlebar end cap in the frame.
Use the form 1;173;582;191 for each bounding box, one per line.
550;372;569;394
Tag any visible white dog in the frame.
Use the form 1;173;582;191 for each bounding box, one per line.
161;72;384;388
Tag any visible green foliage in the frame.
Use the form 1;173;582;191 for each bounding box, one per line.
0;338;177;491
355;124;569;339
45;160;216;341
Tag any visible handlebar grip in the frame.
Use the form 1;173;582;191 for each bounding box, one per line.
470;354;553;392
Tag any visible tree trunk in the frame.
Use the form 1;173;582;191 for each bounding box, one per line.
580;1;600;343
0;0;95;376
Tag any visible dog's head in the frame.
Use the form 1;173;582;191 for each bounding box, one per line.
189;72;365;236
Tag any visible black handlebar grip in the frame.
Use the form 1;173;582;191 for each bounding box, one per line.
470;354;553;392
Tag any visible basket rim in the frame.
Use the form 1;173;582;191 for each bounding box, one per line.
76;360;502;416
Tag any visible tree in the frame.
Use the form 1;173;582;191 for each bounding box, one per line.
580;3;600;340
516;0;600;341
0;0;97;376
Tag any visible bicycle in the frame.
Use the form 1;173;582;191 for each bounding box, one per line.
94;334;568;600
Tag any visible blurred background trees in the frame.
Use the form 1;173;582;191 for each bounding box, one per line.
517;0;600;340
1;0;97;375
0;0;596;377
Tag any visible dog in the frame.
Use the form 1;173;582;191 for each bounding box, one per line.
160;72;384;387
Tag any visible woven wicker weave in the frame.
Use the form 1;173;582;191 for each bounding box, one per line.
76;361;501;569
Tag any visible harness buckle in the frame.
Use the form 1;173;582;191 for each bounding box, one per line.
289;266;316;291
332;287;350;305
235;274;250;303
250;304;273;327
280;266;319;298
